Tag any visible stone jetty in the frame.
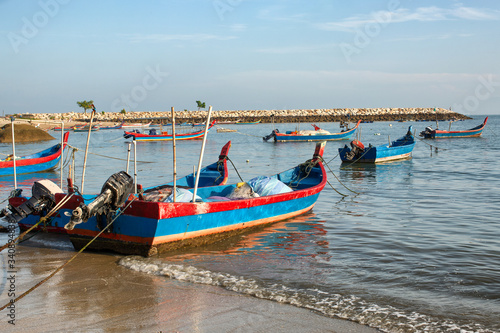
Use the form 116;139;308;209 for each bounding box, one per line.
21;107;469;124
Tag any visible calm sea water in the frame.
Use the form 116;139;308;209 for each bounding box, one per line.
1;115;499;332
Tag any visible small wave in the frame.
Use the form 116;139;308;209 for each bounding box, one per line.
119;256;496;333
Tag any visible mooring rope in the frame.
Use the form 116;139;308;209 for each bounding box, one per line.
319;156;360;195
226;157;244;182
66;144;155;163
0;193;75;253
0;196;137;312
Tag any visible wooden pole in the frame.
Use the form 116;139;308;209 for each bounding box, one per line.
192;106;213;202
11;118;17;189
80;107;96;193
133;140;137;194
126;142;132;174
171;107;177;202
59;121;64;189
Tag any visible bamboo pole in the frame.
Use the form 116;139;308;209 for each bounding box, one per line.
192;106;213;202
11;118;17;189
126;142;132;174
171;106;177;202
133;140;137;194
80;108;96;193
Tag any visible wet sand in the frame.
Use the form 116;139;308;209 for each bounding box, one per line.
0;233;379;332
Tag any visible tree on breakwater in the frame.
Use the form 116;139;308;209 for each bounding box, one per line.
196;101;206;111
77;100;94;114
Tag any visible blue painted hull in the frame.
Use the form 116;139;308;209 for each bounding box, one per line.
420;117;488;139
65;143;327;256
269;120;361;142
339;127;416;163
0;132;69;176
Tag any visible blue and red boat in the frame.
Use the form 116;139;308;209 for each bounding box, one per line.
123;121;216;141
419;117;488;139
339;127;416;163
0;132;69;176
61;141;326;256
264;120;361;142
4;141;233;234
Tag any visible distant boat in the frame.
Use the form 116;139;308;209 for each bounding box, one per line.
123;121;216;141
73;124;100;132
99;121;125;130
339;126;416;163
235;119;261;124
419;117;488;138
120;121;152;129
264;120;361;142
0;132;69;176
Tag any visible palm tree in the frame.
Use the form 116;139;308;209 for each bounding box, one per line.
196;100;206;111
77;100;94;114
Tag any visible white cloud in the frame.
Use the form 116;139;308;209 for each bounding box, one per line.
317;6;500;32
124;34;237;43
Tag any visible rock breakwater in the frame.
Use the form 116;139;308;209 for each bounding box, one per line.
25;107;469;124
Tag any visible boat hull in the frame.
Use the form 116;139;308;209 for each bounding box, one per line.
339;127;415;163
67;193;320;256
0;132;69;176
420;117;488;139
272;120;361;142
66;143;326;256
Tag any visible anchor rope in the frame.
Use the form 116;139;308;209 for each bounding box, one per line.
226;157;244;182
0;196;137;312
0;192;75;252
319;156;359;195
66;144;155;163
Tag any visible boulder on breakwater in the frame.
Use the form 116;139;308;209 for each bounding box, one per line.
22;107;470;125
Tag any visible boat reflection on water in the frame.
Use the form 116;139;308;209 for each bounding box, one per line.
338;159;414;184
0;171;59;194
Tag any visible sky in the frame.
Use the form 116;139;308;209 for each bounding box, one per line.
1;0;499;115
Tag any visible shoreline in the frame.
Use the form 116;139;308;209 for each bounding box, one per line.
9;107;470;126
0;235;380;333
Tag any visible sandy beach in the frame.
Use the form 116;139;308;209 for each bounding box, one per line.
0;233;379;332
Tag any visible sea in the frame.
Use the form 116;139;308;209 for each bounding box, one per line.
0;115;498;332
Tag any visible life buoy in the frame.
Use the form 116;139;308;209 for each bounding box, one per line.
350;140;364;150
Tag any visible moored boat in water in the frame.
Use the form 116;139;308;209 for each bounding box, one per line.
62;141;326;256
419;117;488;138
123;121;216;141
339;126;415;163
2;141;233;234
264;120;361;142
0;132;69;176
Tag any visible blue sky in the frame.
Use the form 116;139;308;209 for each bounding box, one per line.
1;0;499;115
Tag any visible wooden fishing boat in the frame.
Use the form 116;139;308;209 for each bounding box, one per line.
419;117;488;138
339;126;415;163
120;121;152;129
3;141;233;234
99;121;125;130
73;124;100;132
0;132;69;176
123;121;216;141
235;119;261;124
62;141;326;256
264;120;361;142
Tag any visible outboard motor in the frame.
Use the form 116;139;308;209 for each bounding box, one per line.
419;126;433;137
263;129;279;142
1;180;63;224
345;140;365;161
64;171;134;230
